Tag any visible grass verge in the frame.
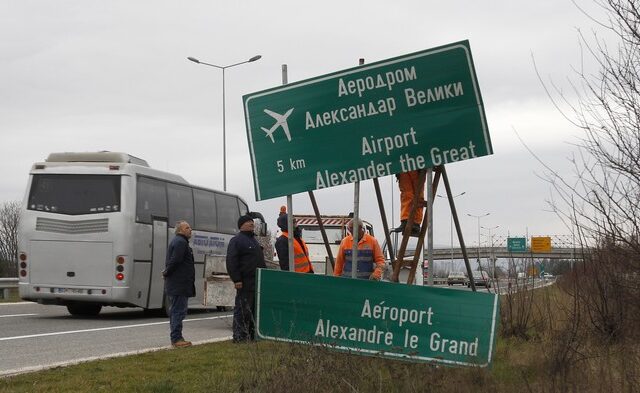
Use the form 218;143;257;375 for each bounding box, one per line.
1;284;638;392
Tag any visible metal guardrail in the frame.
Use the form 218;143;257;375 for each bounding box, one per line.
0;278;18;287
0;278;19;299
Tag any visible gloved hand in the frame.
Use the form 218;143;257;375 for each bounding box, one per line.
369;273;380;281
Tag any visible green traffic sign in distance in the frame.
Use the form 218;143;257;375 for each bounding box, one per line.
507;237;527;253
243;40;492;201
256;269;499;367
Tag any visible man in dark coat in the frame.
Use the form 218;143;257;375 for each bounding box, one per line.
226;214;266;342
163;221;195;348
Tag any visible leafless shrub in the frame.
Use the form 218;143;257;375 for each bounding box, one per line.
500;258;541;339
529;0;640;345
0;201;20;277
574;242;638;340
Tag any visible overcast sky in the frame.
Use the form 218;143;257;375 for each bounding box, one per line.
0;0;608;248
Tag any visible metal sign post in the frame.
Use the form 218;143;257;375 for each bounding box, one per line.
282;64;295;273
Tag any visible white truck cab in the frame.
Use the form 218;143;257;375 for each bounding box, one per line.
289;215;374;275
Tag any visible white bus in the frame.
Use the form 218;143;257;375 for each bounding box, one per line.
17;152;267;316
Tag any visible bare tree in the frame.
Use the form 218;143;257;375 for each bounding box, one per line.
532;0;640;341
533;0;639;248
0;201;20;277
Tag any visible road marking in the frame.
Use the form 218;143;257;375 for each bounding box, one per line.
0;313;37;318
0;302;34;306
0;335;233;378
0;314;232;342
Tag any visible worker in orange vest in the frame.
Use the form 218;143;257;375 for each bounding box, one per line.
394;170;424;235
275;214;314;273
334;218;385;280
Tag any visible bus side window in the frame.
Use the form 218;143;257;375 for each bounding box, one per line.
216;193;239;234
136;177;167;223
194;189;217;232
167;183;194;225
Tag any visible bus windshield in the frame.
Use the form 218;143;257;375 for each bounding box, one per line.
27;174;121;215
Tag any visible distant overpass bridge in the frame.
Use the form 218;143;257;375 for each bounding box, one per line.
429;234;582;260
430;246;582;260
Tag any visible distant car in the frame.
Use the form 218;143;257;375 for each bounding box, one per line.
467;271;492;288
447;272;466;286
542;273;554;279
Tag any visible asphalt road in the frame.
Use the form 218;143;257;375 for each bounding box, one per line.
0;302;233;377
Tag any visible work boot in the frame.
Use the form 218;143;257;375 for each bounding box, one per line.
393;220;407;233
172;339;192;348
411;223;421;236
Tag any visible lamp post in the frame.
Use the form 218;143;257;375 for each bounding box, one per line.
481;225;500;247
482;224;499;277
467;212;490;269
437;191;466;273
187;54;262;191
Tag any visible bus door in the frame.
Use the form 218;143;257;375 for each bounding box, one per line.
148;217;167;309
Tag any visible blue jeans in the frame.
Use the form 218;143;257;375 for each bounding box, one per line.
169;295;188;343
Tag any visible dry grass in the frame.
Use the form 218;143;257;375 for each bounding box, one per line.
1;280;638;392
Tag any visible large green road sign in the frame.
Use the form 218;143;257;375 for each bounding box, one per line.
507;237;527;253
256;269;499;367
244;40;492;200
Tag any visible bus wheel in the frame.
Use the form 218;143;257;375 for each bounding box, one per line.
67;303;102;316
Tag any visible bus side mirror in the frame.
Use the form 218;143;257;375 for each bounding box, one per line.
247;211;268;237
253;219;267;237
258;222;267;237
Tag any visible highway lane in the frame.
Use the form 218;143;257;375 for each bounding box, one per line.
0;302;233;377
432;277;556;294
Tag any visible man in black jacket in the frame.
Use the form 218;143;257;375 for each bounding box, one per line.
226;215;266;342
163;221;195;348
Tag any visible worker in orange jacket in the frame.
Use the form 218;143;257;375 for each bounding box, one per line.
395;170;424;235
334;218;385;280
274;214;314;273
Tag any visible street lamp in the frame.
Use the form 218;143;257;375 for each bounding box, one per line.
437;192;466;272
467;212;490;268
482;224;499;277
187;54;262;191
481;225;500;248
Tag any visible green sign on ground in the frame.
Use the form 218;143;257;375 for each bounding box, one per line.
243;40;492;200
256;269;499;367
507;237;527;253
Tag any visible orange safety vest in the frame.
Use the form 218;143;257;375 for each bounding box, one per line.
334;233;385;280
281;232;313;273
